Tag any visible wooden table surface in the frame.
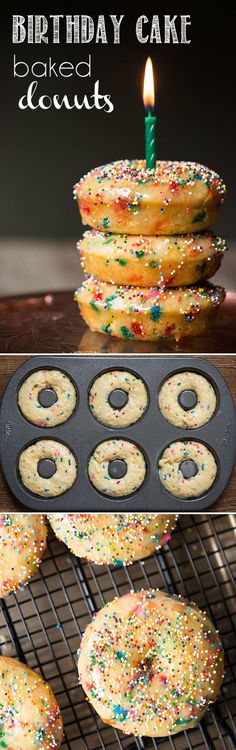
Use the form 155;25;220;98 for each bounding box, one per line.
0;355;235;512
0;290;236;353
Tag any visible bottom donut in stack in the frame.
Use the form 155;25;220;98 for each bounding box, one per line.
75;277;225;342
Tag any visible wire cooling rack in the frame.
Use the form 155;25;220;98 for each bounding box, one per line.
0;514;236;750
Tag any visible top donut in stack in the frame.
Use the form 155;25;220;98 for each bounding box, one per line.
74;160;227;341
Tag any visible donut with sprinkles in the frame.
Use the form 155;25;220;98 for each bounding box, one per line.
0;656;63;748
158;371;217;428
75;277;225;341
0;513;47;598
18;440;77;497
74;159;226;235
18;369;77;427
79;230;226;287
158;440;217;498
88;369;148;428
78;588;224;737
47;513;177;565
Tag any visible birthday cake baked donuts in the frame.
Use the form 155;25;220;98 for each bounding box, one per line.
74;160;226;235
74;157;227;343
89;369;148;427
159;371;217;428
0;513;47;598
0;656;63;749
75;278;225;341
48;513;176;565
79;230;226;287
88;439;147;497
158;440;217;498
78;588;224;737
18;369;77;427
18;439;77;497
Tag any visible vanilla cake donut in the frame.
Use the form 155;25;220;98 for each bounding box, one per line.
0;514;47;598
75;277;225;341
18;439;77;497
88;439;147;497
89;370;148;427
159;440;217;498
79;230;226;287
18;369;77;427
47;513;177;565
74;160;226;235
0;656;63;748
159;371;217;428
78;588;224;736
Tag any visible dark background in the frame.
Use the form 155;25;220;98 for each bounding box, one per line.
0;6;235;239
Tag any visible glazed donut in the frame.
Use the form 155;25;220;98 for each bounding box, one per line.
78;588;224;737
159;371;217;428
18;369;77;427
74;159;226;235
0;513;47;598
89;370;148;427
158;440;217;498
79;230;226;287
75;277;225;342
47;513;177;565
88;439;147;497
0;656;63;749
18;439;77;497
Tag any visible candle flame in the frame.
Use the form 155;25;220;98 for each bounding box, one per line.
143;57;155;109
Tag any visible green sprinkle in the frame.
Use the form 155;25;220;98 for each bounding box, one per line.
89;300;99;312
120;326;134;339
192;210;207;224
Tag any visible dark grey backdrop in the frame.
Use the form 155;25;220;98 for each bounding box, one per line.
1;6;235;238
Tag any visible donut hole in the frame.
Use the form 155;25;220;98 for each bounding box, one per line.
179;459;198;479
108;459;128;479
178;389;198;411
37;458;56;479
108;388;129;410
38;387;58;408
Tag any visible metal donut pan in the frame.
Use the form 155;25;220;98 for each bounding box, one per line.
0;355;235;511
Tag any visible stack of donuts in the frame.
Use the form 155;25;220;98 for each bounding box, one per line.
74;159;227;341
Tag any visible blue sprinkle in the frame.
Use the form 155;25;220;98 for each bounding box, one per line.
150;305;161;321
113;705;128;722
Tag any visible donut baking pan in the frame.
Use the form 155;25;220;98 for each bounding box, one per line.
0;355;235;511
0;513;235;749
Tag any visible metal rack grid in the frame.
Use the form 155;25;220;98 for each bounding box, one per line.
0;514;236;750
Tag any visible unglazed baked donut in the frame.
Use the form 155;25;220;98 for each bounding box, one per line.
18;369;77;427
158;440;217;498
79;230;226;287
89;370;148;427
159;371;217;428
88;439;146;497
18;439;77;497
75;277;225;342
74;160;226;235
0;513;47;598
0;656;63;749
47;513;177;565
78;588;224;736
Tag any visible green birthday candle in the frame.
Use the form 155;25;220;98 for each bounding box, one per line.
144;57;157;170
